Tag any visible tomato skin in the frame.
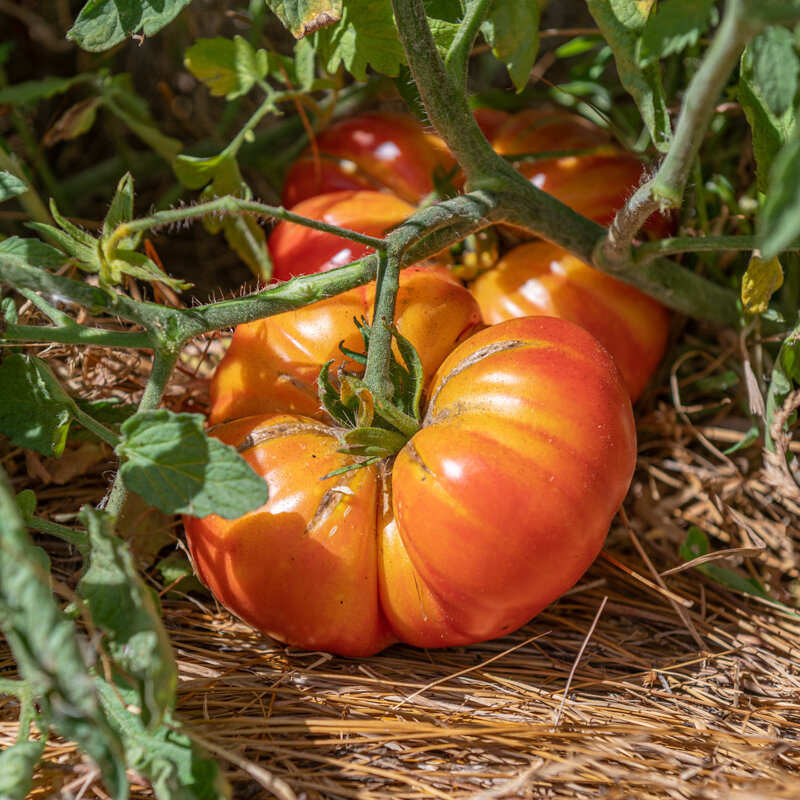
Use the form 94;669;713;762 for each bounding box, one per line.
470;241;670;400
282;112;456;207
187;316;636;656
491;108;672;236
269;190;417;282
209;265;484;424
184;415;396;657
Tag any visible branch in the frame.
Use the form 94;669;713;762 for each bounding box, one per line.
444;0;492;87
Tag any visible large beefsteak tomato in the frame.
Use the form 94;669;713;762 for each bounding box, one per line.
186;316;637;657
470;241;670;400
209;265;483;423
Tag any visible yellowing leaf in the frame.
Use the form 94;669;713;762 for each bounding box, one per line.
742;253;784;313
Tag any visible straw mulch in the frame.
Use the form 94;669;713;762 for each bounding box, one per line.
1;315;800;799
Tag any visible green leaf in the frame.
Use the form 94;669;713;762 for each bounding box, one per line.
2;296;17;324
314;0;407;80
14;489;37;521
0;75;90;107
0;173;28;204
739;37;798;192
0;469;128;800
77;507;178;729
294;36;318;89
680;527;772;600
0;354;76;457
748;26;800;117
267;0;343;38
157;550;209;597
68;0;193;52
117;410;269;518
0;237;67;269
586;0;671;151
95;677;231;800
0;739;45;800
102;173;137;247
172;153;230;190
481;0;540;93
759;133;800;259
641;0;718;62
184;37;269;100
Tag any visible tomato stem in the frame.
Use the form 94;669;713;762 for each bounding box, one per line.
363;252;400;402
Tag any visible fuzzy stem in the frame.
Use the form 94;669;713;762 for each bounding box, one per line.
106;195;387;256
363;253;401;401
444;0;492;86
632;234;761;264
2;323;154;349
26;517;89;554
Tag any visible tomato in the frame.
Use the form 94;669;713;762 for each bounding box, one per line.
209;265;483;424
490;108;672;236
282;112;456;207
269;190;418;282
185;316;637;657
470;241;670;400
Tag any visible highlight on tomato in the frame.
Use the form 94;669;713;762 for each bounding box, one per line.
209;265;484;423
470;240;671;400
185;316;638;657
281;111;456;208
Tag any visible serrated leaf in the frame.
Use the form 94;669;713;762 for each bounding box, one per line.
77;507;178;729
95;677;231;800
0;354;76;457
759;133;800;259
222;215;271;281
268;0;343;38
481;0;540;92
117;410;269;518
0;173;28;204
0;237;67;269
750;26;800;118
0;739;45;800
68;0;193;52
641;0;717;62
184;36;269;100
314;0;406;80
586;0;671;151
0;470;128;800
739;38;798;191
742;253;784;313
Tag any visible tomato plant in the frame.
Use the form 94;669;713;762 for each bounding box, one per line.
209;265;483;423
186;316;637;657
470;241;671;400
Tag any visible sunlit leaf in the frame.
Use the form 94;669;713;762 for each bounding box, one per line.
184;36;269;100
267;0;343;38
741;253;784;313
641;0;718;62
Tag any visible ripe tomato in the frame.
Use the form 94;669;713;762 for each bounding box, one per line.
186;316;637;656
282;111;456;207
470;241;670;400
490;108;672;236
269;190;418;282
209;265;483;424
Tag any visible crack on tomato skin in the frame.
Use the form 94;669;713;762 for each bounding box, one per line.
305;470;365;535
237;420;339;452
405;439;434;477
424;339;528;423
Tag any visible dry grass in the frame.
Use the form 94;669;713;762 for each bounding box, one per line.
2;316;800;799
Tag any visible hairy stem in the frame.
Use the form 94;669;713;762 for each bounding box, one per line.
445;0;492;87
363;253;401;400
632;234;761;264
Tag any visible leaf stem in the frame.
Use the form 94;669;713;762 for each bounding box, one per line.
70;404;121;449
26;516;90;554
3;323;154;349
363;253;401;401
444;0;492;87
632;234;760;264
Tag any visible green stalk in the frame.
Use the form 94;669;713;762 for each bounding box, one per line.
26;517;89;555
632;235;760;264
363;253;401;401
444;0;492;86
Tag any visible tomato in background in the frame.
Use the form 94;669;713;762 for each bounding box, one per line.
186;316;637;657
269;190;418;282
470;241;671;400
282;112;456;207
209;265;483;423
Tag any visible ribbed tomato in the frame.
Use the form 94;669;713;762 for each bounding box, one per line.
209;265;483;423
185;316;637;656
269;190;418;282
470;241;670;400
282;111;456;207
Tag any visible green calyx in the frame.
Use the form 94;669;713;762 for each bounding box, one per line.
317;317;424;472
